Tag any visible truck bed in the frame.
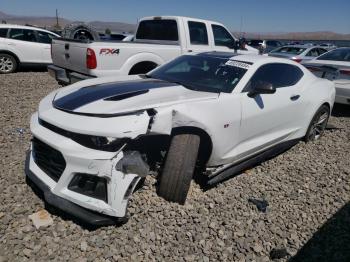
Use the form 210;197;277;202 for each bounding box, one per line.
51;38;182;77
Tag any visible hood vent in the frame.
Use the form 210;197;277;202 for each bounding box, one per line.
104;90;149;101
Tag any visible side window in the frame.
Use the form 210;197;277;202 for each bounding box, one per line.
37;31;56;44
317;48;327;56
0;28;8;38
9;29;37;42
245;63;304;91
188;21;208;45
212;24;235;47
306;48;319;57
267;41;278;47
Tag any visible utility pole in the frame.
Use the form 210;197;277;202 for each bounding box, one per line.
239;16;243;38
56;9;59;28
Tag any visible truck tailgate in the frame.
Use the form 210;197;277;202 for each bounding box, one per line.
51;39;90;75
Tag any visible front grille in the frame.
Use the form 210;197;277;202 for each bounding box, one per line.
32;137;66;182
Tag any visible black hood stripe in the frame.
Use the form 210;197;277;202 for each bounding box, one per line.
53;79;176;111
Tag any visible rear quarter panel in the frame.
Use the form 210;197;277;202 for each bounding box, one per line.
301;76;335;132
89;42;181;77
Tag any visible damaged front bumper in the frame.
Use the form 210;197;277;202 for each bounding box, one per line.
27;113;149;225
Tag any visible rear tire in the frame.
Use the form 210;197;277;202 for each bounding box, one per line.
0;54;17;74
304;105;330;142
158;134;200;204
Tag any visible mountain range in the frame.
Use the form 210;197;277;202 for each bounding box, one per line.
1;10;349;40
0;11;136;33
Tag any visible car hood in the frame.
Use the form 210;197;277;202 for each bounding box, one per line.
53;78;219;115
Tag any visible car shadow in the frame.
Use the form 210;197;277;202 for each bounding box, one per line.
332;104;350;117
24;151;127;230
18;64;48;73
289;202;350;262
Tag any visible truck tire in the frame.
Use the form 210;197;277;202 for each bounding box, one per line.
0;53;17;74
62;22;100;41
158;134;200;204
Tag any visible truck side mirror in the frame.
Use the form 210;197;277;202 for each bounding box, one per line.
230;40;240;52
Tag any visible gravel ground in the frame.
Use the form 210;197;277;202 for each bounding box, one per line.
0;72;349;262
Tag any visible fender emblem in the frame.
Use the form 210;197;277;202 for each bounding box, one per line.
100;48;120;55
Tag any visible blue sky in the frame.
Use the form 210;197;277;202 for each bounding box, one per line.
1;0;349;33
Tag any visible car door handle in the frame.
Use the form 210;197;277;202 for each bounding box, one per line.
8;43;16;46
290;95;300;101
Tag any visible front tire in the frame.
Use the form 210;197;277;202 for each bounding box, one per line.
0;54;17;74
305;105;330;142
158;134;200;204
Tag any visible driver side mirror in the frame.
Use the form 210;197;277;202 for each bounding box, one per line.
247;80;276;97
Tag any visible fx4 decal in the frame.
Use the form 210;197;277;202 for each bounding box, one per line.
100;48;120;55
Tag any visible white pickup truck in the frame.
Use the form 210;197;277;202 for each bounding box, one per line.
49;16;258;85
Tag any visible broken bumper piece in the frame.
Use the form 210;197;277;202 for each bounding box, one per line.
27;114;148;225
26;167;124;226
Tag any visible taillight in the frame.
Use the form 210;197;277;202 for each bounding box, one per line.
340;69;350;76
86;48;97;69
292;58;302;63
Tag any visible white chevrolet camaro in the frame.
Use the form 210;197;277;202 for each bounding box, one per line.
27;52;335;225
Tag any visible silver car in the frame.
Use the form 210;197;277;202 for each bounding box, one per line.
303;47;350;105
268;45;328;63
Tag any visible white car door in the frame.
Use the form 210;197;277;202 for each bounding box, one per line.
236;63;306;159
36;30;58;63
7;28;42;64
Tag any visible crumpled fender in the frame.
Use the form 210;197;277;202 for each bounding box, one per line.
148;106;210;136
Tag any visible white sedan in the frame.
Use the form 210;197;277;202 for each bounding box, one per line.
303;47;350;105
27;52;335;225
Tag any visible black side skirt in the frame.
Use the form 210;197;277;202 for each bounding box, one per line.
207;139;300;186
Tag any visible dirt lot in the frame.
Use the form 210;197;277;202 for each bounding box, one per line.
0;72;349;262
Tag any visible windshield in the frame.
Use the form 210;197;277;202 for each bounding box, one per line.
317;48;350;62
271;46;306;55
148;55;249;93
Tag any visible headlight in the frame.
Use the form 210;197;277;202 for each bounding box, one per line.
72;134;129;152
38;118;129;152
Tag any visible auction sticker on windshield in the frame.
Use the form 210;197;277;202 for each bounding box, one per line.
225;60;250;69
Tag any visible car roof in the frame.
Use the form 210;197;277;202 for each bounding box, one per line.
0;24;59;35
197;51;290;64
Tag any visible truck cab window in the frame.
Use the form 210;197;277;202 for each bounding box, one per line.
212;24;235;48
188;21;208;45
136;19;178;41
